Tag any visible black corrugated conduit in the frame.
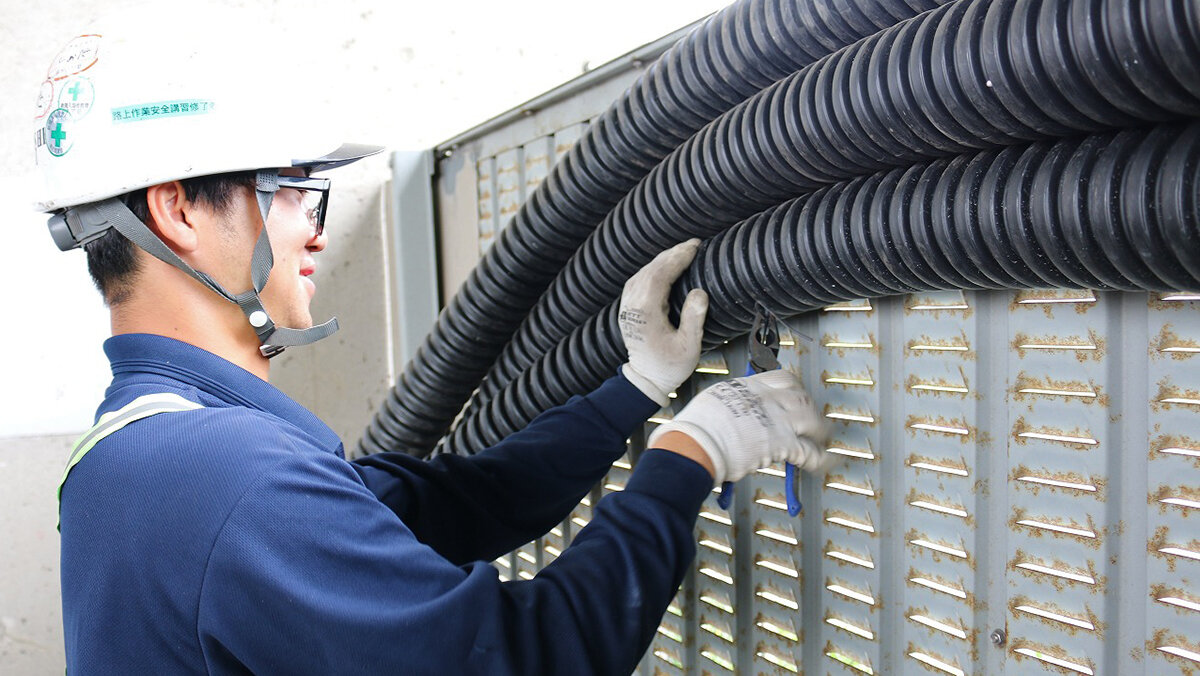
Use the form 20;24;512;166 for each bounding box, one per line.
466;0;1200;419
438;121;1200;454
360;0;950;456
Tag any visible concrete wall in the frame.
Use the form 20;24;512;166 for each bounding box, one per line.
0;0;723;672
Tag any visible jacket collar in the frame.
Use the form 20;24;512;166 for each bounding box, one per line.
103;333;342;453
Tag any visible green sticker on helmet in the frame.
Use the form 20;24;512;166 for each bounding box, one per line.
59;77;95;119
44;108;74;157
111;99;216;124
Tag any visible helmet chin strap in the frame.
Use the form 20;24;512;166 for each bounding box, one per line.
73;169;338;358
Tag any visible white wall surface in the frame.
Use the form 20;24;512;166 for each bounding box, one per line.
0;0;726;672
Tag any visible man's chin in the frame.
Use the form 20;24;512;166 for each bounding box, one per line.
265;308;315;333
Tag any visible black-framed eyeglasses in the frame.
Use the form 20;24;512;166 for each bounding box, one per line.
276;175;331;236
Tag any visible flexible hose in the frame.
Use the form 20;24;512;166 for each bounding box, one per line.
439;121;1200;454
470;0;1200;417
360;0;949;456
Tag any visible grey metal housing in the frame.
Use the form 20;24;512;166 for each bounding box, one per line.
407;22;1200;676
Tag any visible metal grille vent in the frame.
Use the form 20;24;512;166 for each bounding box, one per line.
468;132;1198;676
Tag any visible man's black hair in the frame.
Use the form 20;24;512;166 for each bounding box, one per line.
85;171;256;305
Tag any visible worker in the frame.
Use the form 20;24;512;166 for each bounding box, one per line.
41;10;829;675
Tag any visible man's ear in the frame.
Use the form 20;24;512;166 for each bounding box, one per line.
144;181;199;253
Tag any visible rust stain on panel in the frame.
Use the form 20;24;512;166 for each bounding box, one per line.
828;438;877;462
973;478;990;498
905;368;971;398
1010;465;1106;500
905;414;975;442
821;332;880;356
824;299;875;315
1152;434;1200;467
823;540;875;570
904;292;974;318
827;575;882;610
1153;380;1200;411
1148;525;1200;572
1149;292;1200;311
1148;629;1199;676
1009;637;1097;675
1012;416;1098;450
1149;583;1200;609
1012;373;1107;407
753;520;799;546
1008;595;1104;637
1007;549;1102;594
905;331;974;359
1150;483;1200;515
825;472;879;502
824;508;879;537
904;566;977;609
754;612;804;644
904;641;970;675
753;487;790;510
1011;289;1098;316
754;552;803;581
823;368;878;390
1009;509;1102;549
823;640;875;674
825;403;879;426
823;609;875;641
1152;325;1200;360
906;488;974;526
907;453;971;477
905;528;972;565
905;606;978;653
1012;330;1105;362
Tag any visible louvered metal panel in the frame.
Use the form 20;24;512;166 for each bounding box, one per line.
1004;290;1108;676
900;291;980;676
474;130;576;254
488;148;521;254
475;156;496;256
1146;293;1200;673
444;72;1198;676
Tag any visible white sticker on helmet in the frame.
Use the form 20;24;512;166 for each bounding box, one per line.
35;79;54;120
58;77;95;119
48;34;101;82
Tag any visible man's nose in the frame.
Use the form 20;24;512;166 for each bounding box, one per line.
307;227;327;252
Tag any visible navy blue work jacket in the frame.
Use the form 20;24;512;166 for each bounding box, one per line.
59;334;712;675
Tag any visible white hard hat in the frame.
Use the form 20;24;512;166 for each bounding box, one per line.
33;5;380;212
35;6;383;357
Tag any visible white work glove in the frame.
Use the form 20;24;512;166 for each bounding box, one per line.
619;239;709;406
647;370;830;483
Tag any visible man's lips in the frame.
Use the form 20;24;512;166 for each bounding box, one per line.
300;264;317;296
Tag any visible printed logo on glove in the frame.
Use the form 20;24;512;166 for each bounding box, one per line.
618;239;708;407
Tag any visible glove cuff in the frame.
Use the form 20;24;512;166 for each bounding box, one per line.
648;420;727;483
621;362;671;407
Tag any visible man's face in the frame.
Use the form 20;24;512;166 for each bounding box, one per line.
215;168;328;331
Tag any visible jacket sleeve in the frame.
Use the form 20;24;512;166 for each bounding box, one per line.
350;371;661;565
198;446;712;676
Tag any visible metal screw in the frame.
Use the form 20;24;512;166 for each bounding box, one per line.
990;629;1006;647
